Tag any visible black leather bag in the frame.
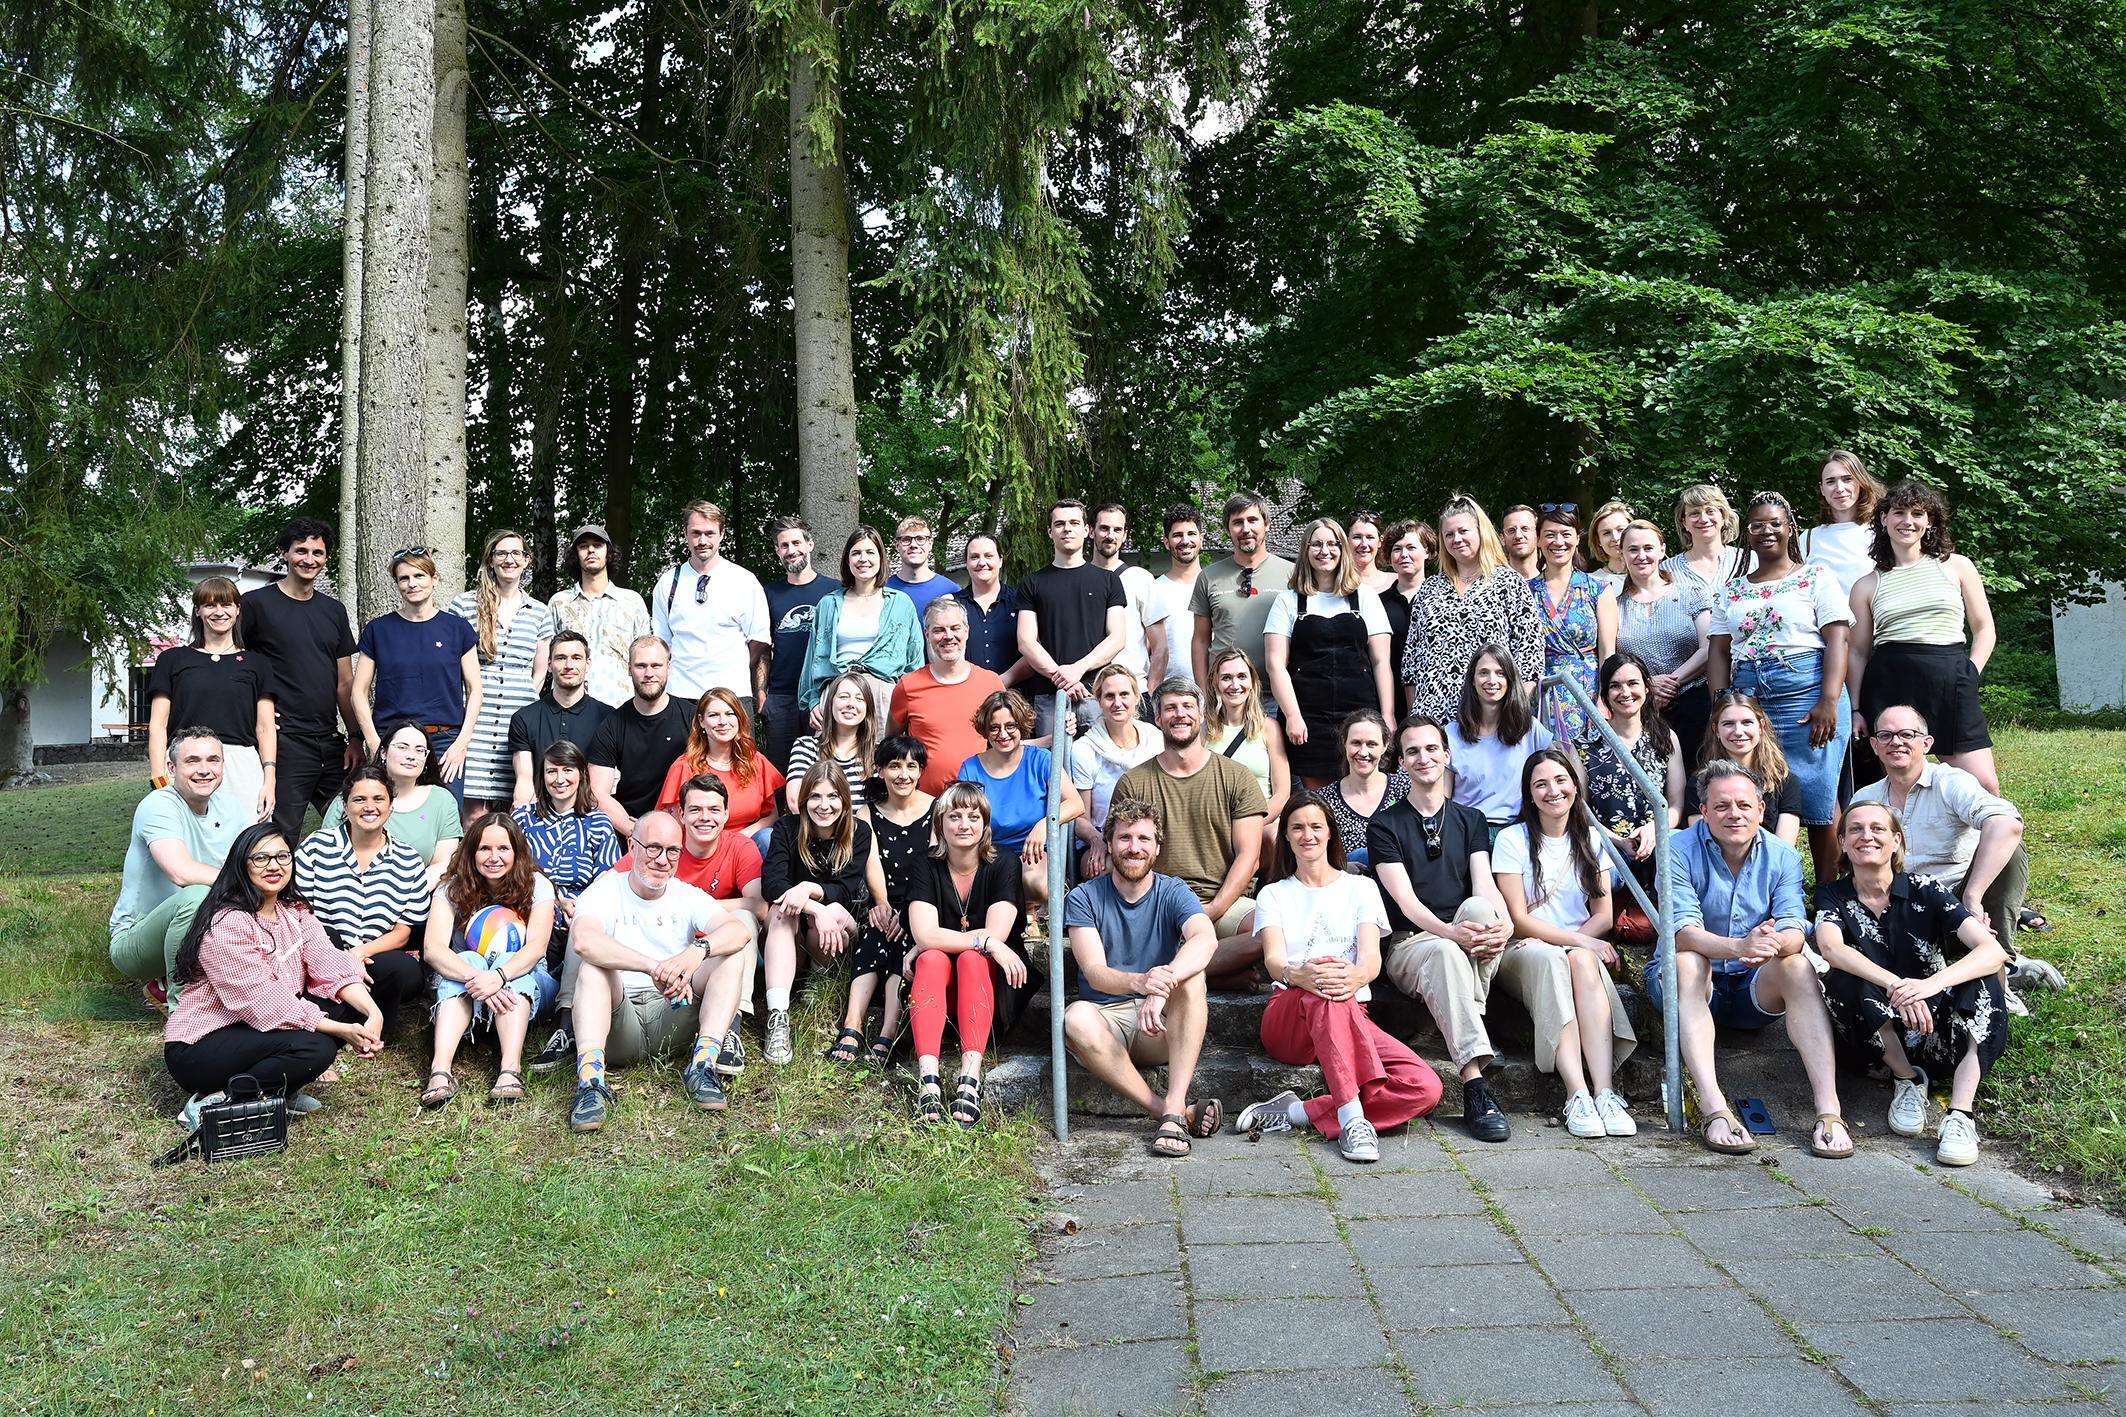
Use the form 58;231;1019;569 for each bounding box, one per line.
154;1073;289;1166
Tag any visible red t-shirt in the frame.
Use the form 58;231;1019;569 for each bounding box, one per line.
655;754;786;829
615;828;763;902
891;665;1005;796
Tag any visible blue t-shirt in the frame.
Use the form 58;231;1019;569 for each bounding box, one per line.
765;575;836;698
1062;872;1206;1004
957;744;1053;851
357;611;478;729
887;572;957;623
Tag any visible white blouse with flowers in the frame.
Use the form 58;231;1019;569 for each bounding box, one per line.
1707;563;1853;663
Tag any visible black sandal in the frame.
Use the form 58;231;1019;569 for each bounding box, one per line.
950;1072;983;1127
824;1026;865;1065
916;1073;945;1125
865;1031;899;1068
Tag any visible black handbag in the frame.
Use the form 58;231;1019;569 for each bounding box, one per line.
153;1074;290;1166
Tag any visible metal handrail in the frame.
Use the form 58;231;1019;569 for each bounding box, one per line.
1045;690;1070;1140
1538;672;1684;1134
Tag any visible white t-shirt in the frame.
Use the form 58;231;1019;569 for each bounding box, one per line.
1114;564;1173;681
1707;563;1854;662
573;871;729;993
1264;588;1391;640
1254;873;1388;1003
1802;521;1875;598
1156;574;1200;684
1492;822;1610;931
651;559;771;702
1068;720;1164;829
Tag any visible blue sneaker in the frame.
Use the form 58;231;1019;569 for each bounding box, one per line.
569;1079;614;1132
683;1062;728;1112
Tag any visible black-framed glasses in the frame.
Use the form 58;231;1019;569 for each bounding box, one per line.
1869;728;1927;744
637;842;685;860
1238;566;1257;598
1419;812;1444;862
693;572;711;604
389;545;432;562
246;850;294;867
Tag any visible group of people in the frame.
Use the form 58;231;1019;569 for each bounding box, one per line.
117;460;2055;1167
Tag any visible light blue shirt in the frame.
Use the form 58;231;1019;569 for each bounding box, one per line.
110;786;248;935
1446;720;1555;825
1663;820;1807;976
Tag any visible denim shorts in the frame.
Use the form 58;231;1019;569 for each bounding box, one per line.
435;951;558;1016
1642;958;1784;1031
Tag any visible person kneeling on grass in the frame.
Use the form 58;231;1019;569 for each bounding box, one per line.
1062;799;1221;1157
164;822;384;1127
1813;801;2009;1167
419;813;559;1107
904;783;1027;1127
1235;793;1443;1164
111;728;248;1008
761;761;887;1066
567;811;758;1130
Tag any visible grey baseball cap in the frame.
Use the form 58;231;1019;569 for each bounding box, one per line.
570;523;611;545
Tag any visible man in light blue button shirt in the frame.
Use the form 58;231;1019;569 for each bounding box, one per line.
1647;758;1850;1158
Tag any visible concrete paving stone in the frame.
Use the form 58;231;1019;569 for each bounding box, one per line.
1523;1231;1730;1290
1013;1274;1189;1348
1047;1222;1182;1281
1331;1168;1486;1219
1880;1406;2114;1417
1201;1365;1413;1417
1349;1120;1463;1171
1802;1317;2073;1402
1007;1337;1197;1417
1765;1144;1939;1202
1468;1408;1645;1417
1174;1150;1322;1199
1459;1145;1620;1190
1371;1260;1572;1331
1178;1193;1338;1247
1063;1179;1178;1231
1494;1182;1675;1236
1187;1240;1366;1299
1943;1166;2063;1213
1395;1325;1628;1408
1674;1203;1880;1258
1347;1214;1523;1269
1444;1117;1589;1150
1622;1159;1815;1212
1622;1355;1872;1415
1880;1228;2115;1292
1965;1286;2126;1364
1195;1297;1390;1372
1825;1181;2022;1235
1720;1255;1970;1322
2030;1206;2126;1261
1569;1285;1794;1359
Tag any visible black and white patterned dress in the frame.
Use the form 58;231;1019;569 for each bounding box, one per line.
446;592;555;802
1321;770;1410;859
1400;568;1547;724
1576;723;1674;838
1814;873;2007;1078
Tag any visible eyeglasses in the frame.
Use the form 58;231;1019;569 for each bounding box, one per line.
246;851;294;867
896;534;933;545
1237;567;1257;598
637;842;685;859
1419;813;1444;862
1869;728;1927;744
693;572;710;604
389;546;432;562
1538;502;1578;515
1745;520;1788;534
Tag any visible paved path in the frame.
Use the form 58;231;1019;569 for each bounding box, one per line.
1004;1118;2126;1416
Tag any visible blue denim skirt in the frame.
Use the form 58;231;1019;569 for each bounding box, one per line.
1733;651;1848;826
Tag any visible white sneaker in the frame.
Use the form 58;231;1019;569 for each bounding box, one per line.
2003;984;2030;1018
1936;1110;1981;1167
1564;1090;1605;1139
177;1091;225;1134
1888;1067;1930;1137
1234;1089;1300;1135
1339;1117;1380;1163
1595;1089;1637;1137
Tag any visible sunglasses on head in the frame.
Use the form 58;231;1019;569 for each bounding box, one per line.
1538;502;1578;515
389;545;432;562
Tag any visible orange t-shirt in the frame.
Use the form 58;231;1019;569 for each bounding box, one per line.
891;665;1006;796
655;754;786;830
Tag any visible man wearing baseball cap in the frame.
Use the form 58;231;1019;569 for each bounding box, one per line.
548;524;653;708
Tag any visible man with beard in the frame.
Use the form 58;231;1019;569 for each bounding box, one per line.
1189;491;1295;694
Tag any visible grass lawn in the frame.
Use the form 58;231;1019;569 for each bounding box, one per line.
0;780;1039;1416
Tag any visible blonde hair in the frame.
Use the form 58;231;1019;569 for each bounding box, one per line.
472;528;528;662
1837;800;1908;874
1208;647;1269;744
1437;494;1507;580
1090;663;1142;701
1294;518;1362;598
1672;484;1739;545
1585;500;1635;572
1619;519;1676;590
1818;449;1886;525
928;781;999;862
682;500;726;530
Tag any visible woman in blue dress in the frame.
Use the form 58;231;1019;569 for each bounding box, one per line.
1529;505;1617;742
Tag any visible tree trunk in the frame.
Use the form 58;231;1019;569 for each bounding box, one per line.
356;0;436;621
790;11;859;558
527;195;570;594
599;1;667;572
0;683;37;786
338;0;372;618
423;0;470;594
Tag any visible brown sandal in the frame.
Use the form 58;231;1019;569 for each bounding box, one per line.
1187;1099;1224;1138
1700;1109;1757;1155
419;1070;457;1109
1811;1113;1855;1159
1151;1114;1192;1158
489;1070;525;1102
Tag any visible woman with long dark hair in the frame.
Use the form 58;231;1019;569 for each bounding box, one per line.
1529;505;1618;743
1492;750;1636;1139
798;524;924;726
761;761;887;1066
1580;652;1683;872
1445;645;1554;834
785;668;882;816
165;822;384;1116
512;739;624;1074
147;575;278;824
1318;710;1407;868
1376;519;1437;723
419;813;558;1106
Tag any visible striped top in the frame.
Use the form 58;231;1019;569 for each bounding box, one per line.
1660;547;1752;598
784;736;870;813
294;825;434;949
1870;557;1965;647
510;803;623;899
446;591;555;801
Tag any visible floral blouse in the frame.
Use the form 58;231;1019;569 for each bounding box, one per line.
1707;563;1852;663
1576;724;1673;837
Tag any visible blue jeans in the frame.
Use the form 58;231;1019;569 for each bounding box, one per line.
1642;958;1783;1031
1731;651;1848;826
435;952;557;1019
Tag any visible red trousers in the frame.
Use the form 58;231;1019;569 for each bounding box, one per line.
909;949;998;1059
1260;987;1442;1139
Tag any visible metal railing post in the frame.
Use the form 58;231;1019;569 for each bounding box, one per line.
1046;690;1070;1141
1539;673;1685;1135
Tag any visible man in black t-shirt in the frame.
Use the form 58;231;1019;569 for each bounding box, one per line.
508;630;614;805
588;636;694;839
239;517;360;840
760;514;834;773
1015;498;1126;743
1368;715;1517;1142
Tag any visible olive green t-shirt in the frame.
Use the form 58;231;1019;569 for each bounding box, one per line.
1112;755;1269;902
1186;554;1295;670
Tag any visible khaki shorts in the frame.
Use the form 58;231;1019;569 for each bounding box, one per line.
1090;997;1172;1064
605;987;702;1067
1211;896;1256;938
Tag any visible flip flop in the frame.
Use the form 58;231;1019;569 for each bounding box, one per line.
1811;1113;1855;1159
1187;1098;1224;1138
2018;906;2054;934
1700;1109;1757;1155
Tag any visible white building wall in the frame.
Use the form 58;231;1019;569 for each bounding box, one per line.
2053;583;2126;712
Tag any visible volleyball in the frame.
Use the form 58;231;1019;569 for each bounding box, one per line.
465;905;527;967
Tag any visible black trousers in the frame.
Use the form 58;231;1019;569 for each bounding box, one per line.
271;729;351;840
364;949;425;1037
164;995;359;1097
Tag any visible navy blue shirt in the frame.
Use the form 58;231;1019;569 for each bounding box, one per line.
959;586;1020;676
356;611;477;729
765;575;836;698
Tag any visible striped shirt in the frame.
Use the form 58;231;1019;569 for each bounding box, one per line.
294;826;433;949
510;804;623;898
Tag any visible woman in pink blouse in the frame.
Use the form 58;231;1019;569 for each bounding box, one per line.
165;822;384;1116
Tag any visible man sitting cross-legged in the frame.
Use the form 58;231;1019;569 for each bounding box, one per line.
1062;800;1222;1156
1650;758;1851;1159
566;810;757;1129
1369;714;1516;1143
